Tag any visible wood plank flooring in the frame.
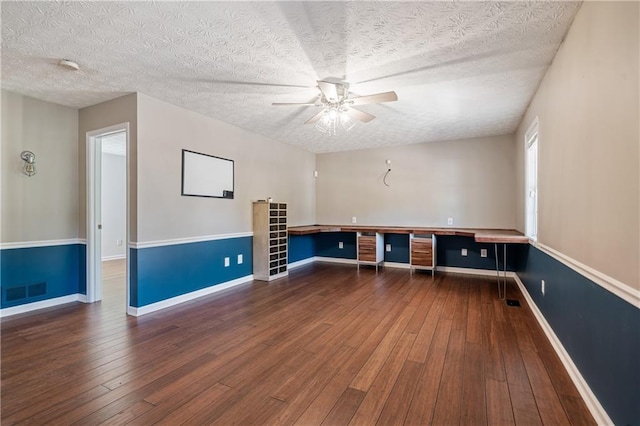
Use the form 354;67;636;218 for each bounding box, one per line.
1;261;595;425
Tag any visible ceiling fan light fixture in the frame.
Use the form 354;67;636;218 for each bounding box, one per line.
274;79;397;135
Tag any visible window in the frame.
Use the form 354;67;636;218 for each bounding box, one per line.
525;118;538;241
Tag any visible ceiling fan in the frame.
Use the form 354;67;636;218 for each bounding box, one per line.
272;80;398;134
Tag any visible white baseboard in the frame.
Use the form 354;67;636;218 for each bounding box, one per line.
0;294;81;318
290;257;411;269
288;257;316;270
102;254;125;261
127;274;254;317
513;274;613;426
382;261;411;269
314;256;358;265
438;266;515;278
300;259;509;276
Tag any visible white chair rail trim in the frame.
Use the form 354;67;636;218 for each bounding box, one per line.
0;239;86;249
131;232;253;249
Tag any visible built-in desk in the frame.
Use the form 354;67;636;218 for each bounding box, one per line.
286;225;342;235
288;225;529;244
288;225;529;299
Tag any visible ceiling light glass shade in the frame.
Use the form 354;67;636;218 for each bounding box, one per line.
315;113;332;133
315;106;356;135
339;112;356;131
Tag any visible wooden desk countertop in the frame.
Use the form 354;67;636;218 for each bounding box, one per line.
288;224;530;244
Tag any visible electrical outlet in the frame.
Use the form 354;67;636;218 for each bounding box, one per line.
352;216;357;224
447;217;453;225
480;249;487;258
461;248;468;256
541;280;545;295
237;254;243;264
338;241;344;249
116;239;123;246
386;244;391;252
224;257;230;267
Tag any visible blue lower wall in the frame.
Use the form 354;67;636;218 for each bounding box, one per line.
130;236;252;307
288;234;315;264
437;235;517;271
384;234;410;263
315;232;357;259
1;244;86;308
516;244;639;426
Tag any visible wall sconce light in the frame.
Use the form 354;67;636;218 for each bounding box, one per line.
20;151;36;177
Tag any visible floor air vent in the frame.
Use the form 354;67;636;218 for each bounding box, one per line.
6;286;27;301
5;282;47;302
28;282;47;297
506;299;521;307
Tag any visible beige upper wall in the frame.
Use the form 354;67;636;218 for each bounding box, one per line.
515;1;639;289
1;90;79;243
316;135;516;228
136;93;315;242
79;94;137;241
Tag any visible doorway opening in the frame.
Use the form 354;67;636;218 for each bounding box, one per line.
86;123;130;313
525;118;538;241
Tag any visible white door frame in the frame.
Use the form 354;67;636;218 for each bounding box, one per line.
86;123;130;309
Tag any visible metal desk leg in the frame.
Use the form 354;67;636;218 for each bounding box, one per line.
494;243;507;300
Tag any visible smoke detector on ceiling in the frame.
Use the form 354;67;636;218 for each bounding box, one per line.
58;59;80;71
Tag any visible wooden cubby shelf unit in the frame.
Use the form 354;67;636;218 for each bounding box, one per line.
253;201;288;281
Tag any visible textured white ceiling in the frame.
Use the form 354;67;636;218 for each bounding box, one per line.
1;1;581;153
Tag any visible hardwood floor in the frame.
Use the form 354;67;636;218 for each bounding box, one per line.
102;258;127;310
1;263;595;425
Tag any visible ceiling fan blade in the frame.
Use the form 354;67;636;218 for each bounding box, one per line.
348;91;398;106
189;78;314;90
345;107;375;123
272;102;318;106
305;109;327;125
317;81;339;102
